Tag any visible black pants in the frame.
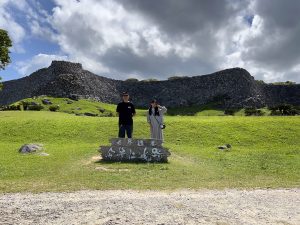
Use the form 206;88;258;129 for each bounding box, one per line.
118;124;133;138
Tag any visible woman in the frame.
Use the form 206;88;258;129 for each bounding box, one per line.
147;100;167;141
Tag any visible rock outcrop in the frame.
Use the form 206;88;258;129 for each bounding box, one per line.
19;144;43;154
0;60;299;108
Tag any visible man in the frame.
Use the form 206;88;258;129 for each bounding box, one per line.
116;92;136;138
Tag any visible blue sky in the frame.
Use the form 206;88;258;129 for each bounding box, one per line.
1;0;300;83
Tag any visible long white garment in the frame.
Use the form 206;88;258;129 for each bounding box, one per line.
147;106;167;141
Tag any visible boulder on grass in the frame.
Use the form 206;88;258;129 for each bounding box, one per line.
69;94;80;101
19;144;43;154
42;99;52;105
84;112;98;117
217;144;232;151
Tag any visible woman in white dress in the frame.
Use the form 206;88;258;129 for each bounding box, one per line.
147;100;167;141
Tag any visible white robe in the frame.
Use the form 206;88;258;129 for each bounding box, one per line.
147;106;167;141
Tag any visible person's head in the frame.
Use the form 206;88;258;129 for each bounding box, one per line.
149;99;160;116
150;99;158;108
122;92;129;102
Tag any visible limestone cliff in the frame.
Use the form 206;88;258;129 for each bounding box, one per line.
0;61;299;108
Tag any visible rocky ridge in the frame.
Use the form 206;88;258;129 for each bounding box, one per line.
0;60;299;108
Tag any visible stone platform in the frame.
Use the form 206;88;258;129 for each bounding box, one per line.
99;138;171;162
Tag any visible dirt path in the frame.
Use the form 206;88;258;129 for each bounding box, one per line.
0;189;299;225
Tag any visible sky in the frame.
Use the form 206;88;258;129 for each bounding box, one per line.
0;0;300;83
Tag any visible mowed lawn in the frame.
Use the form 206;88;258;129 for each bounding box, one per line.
0;111;299;193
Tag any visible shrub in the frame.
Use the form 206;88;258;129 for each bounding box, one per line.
21;101;43;110
125;78;139;82
141;78;159;82
0;105;21;111
21;101;30;110
168;76;188;80
256;80;266;84
21;101;43;111
98;107;105;113
244;108;265;116
10;105;21;110
224;109;235;115
28;104;44;111
49;105;60;112
84;112;98;117
269;104;299;116
9;105;20;110
271;81;296;85
103;112;114;117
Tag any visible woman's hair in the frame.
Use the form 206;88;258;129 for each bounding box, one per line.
148;106;160;116
149;99;159;116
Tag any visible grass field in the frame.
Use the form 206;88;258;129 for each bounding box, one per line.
0;111;299;193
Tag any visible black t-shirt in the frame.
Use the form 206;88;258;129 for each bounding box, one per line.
116;101;136;125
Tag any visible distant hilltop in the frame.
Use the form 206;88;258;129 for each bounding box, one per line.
0;60;299;108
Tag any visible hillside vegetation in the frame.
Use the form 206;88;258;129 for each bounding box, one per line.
9;96;146;116
6;96;292;116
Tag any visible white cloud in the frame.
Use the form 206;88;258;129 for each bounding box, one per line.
48;0;199;76
0;0;26;52
16;53;68;75
2;0;300;83
219;0;300;83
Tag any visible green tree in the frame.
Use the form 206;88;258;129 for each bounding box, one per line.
0;29;12;90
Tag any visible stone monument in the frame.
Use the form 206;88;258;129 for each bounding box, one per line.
99;138;171;162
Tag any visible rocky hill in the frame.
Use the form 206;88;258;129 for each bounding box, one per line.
0;61;299;108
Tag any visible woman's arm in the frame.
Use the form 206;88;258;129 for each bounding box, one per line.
158;105;167;114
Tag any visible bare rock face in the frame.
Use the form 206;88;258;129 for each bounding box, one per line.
49;60;82;75
19;144;43;154
0;60;299;108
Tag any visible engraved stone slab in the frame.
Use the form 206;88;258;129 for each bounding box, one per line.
100;146;170;162
110;138;163;147
100;138;170;162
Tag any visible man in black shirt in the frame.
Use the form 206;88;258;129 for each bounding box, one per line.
116;92;136;138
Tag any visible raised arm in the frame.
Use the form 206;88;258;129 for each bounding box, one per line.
158;105;167;114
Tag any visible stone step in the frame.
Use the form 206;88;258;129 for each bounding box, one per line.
100;146;170;162
109;138;163;147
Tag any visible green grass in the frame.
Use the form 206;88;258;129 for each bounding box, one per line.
11;96;147;116
0;111;299;193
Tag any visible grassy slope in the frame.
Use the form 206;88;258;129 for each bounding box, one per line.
11;96;276;116
166;104;271;116
12;96;147;116
167;105;225;116
0;111;299;193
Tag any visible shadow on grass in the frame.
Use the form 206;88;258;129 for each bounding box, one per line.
95;159;169;164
